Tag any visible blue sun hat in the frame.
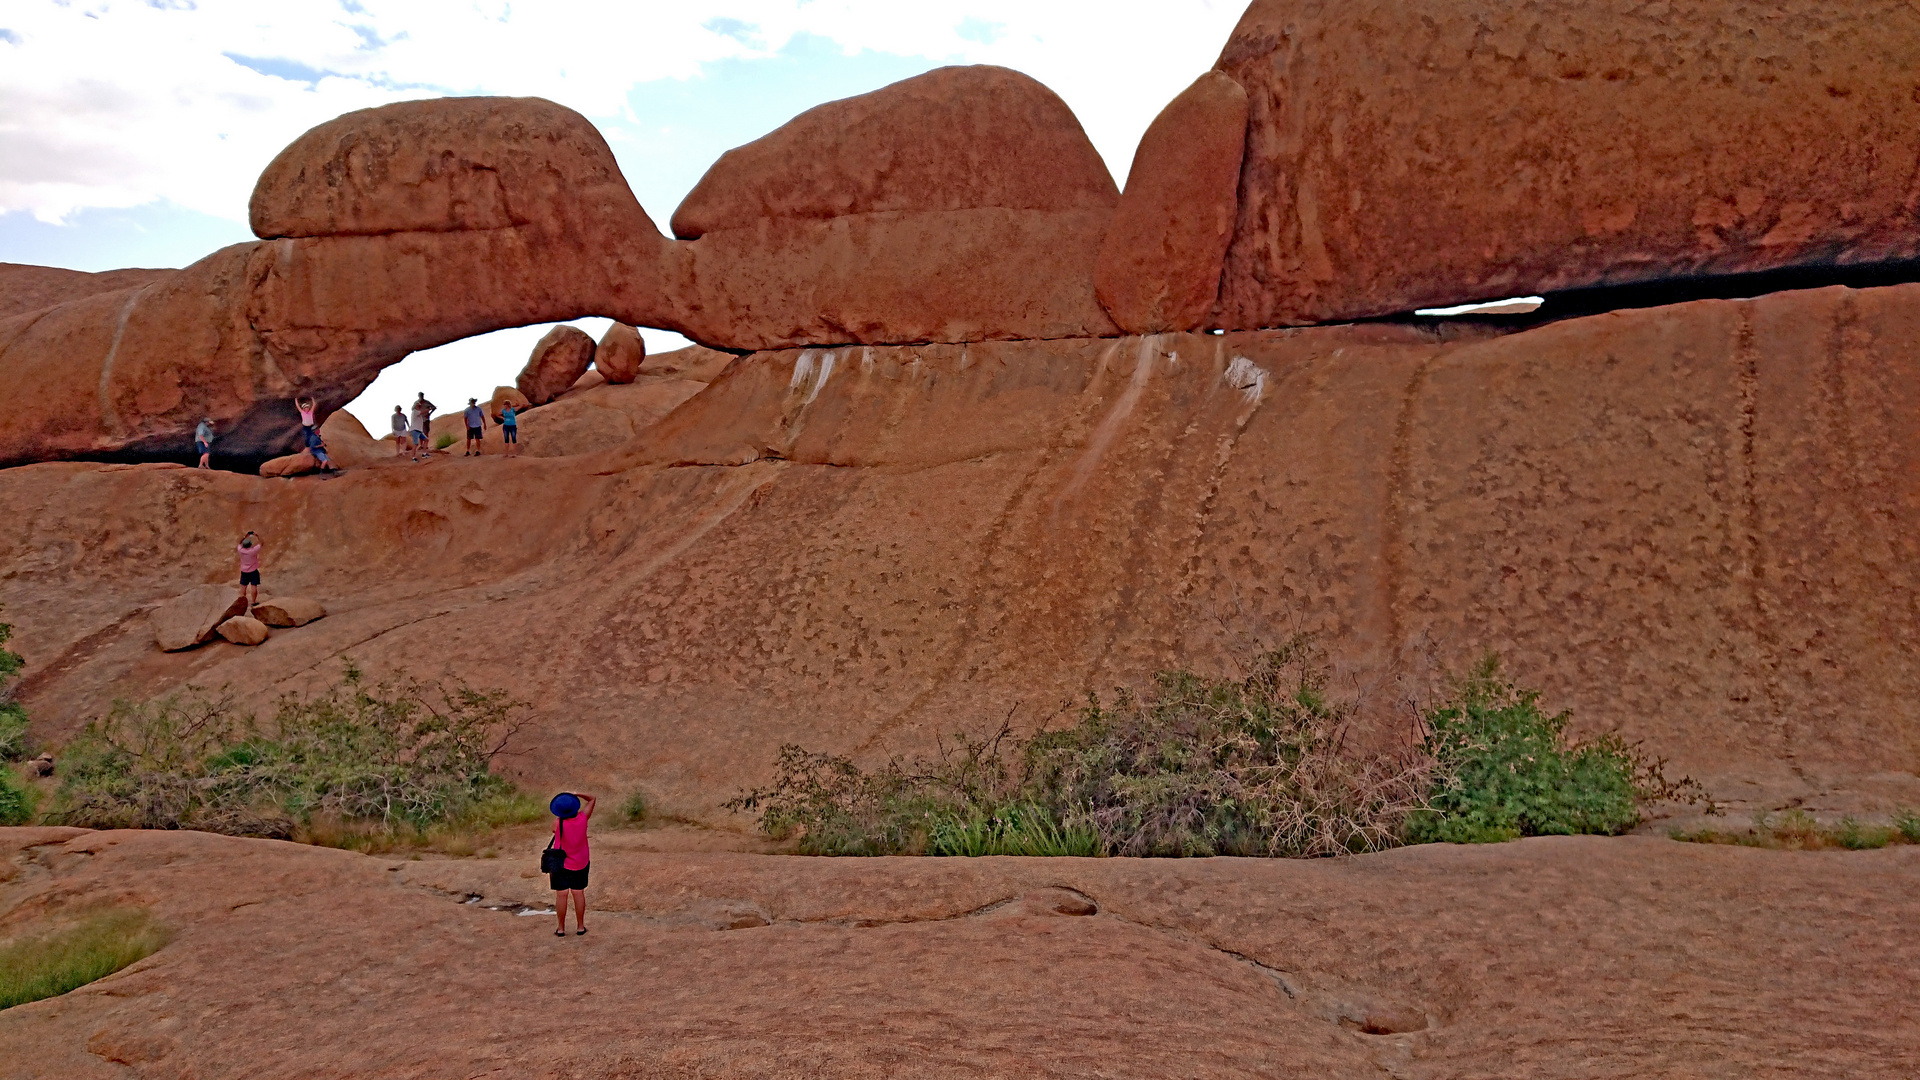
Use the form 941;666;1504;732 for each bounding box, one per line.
550;792;581;819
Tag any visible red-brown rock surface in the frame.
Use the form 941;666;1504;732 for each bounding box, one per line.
147;586;247;652
1211;0;1920;328
2;827;1916;1077
251;597;325;627
593;321;644;384
1095;71;1248;333
666;66;1121;349
517;325;597;405
0;263;172;321
6;283;1918;819
215;615;270;645
638;343;736;382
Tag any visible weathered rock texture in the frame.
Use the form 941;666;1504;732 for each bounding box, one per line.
1095;71;1248;333
148;586;247;652
639;343;736;383
8;282;1919;818
215;616;270;645
252;597;325;628
258;450;321;478
3;828;1917;1077
0;263;171;321
666;66;1121;349
1212;0;1920;327
0;97;676;467
594;322;645;384
517;325;597;405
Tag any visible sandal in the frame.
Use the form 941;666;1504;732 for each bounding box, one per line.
554;929;566;937
575;927;588;936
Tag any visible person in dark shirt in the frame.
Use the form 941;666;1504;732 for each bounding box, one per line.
463;398;486;456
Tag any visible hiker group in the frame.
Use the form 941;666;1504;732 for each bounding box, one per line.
389;393;520;460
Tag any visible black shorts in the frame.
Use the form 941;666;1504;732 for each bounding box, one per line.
195;441;211;456
502;425;517;443
466;426;482;440
549;864;589;891
240;570;261;586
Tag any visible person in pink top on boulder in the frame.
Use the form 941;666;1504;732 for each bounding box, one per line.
236;531;263;613
548;792;595;936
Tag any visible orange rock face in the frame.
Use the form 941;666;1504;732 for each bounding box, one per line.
518;325;597;405
667;66;1121;349
0;262;171;321
1212;0;1920;327
8;284;1919;819
1095;71;1248;333
593;322;644;384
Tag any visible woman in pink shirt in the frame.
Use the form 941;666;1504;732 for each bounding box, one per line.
548;791;596;936
236;531;263;612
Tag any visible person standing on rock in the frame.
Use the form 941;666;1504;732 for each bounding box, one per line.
295;395;318;438
236;531;263;612
194;417;214;470
500;401;519;457
548;792;595;936
409;393;435;461
462;398;486;456
390;406;411;458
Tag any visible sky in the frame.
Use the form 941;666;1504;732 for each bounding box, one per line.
0;0;1252;429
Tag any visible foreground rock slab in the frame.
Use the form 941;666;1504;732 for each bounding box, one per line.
147;586;247;652
0;828;1914;1078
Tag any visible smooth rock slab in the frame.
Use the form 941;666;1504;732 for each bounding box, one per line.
150;586;247;652
251;597;325;628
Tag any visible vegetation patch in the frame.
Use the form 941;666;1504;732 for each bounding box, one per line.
0;907;172;1011
1672;809;1920;851
0;617;39;826
45;663;540;848
732;642;1706;858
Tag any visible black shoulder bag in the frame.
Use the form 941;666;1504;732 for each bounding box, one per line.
540;819;567;874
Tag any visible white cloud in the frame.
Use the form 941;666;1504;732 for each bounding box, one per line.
0;1;1248;224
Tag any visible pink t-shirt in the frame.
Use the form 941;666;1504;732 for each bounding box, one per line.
555;814;589;870
298;404;316;426
237;542;261;573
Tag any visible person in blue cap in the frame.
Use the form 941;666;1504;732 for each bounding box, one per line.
548;791;596;936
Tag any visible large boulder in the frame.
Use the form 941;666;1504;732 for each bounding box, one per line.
0;263;171;321
638;344;736;383
252;597;326;628
665;66;1121;349
488;385;531;424
594;323;645;384
518;326;597;405
215;616;271;646
150;586;248;652
1211;0;1920;328
259;450;321;478
1095;72;1248;334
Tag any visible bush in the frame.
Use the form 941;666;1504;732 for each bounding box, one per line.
48;664;529;838
619;788;650;824
0;765;36;826
433;432;457;450
1405;656;1703;843
0;617;32;763
0;907;171;1011
731;638;1428;858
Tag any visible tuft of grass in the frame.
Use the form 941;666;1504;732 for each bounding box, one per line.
1;614;35;764
294;790;547;855
620;788;650;825
433;432;457;450
1674;808;1917;851
0;907;172;1010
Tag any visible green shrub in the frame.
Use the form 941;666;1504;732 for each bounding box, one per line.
0;617;32;762
619;788;650;824
1675;809;1913;850
1898;808;1920;844
731;638;1427;858
433;432;457;450
48;664;528;838
0;907;171;1010
1405;656;1703;844
0;764;35;826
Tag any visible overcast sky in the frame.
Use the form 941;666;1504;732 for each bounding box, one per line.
0;1;1249;428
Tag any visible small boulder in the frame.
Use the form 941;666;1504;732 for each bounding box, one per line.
260;449;320;478
252;596;326;627
151;585;248;652
518;325;596;405
28;753;54;777
488;386;530;425
216;616;271;646
594;322;645;384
